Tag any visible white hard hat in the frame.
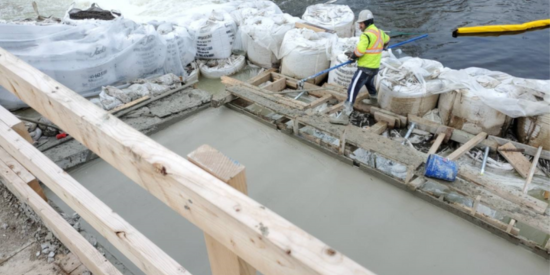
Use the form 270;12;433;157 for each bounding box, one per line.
357;10;373;22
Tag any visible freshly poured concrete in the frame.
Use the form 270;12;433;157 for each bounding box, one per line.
47;107;548;275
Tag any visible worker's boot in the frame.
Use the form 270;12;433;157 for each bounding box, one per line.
362;94;378;105
329;101;353;125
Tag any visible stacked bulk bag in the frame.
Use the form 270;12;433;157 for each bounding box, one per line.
279;28;336;84
240;13;299;68
189;10;237;60
230;0;283;26
517;114;550;150
156;22;197;77
376;53;445;116
302;4;355;37
327;37;367;92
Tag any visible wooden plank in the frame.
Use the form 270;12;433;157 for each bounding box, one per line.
458;165;548;214
447;132;488;161
0;159;122;275
506;219;516;234
369;107;407;126
427;132;446;155
0;47;375;275
407;115;499;151
247;69;276;86
263;78;286;92
373;112;397;128
498;143;533;178
321;102;345;115
488;135;550;161
0;122;188;275
0;106;33;143
470;195;481;215
108;95;150;114
523;146;543;193
368;122;388;135
451;202;520;235
188;145;256;275
306;94;332;109
0;147;46;201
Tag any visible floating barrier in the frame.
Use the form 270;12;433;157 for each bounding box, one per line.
453;19;550;36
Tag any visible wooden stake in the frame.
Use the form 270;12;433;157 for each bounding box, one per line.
188;145;256;275
0;160;121;275
470;195;481;215
506;219;516;234
427;132;446;155
447;132;488;161
522;146;543;193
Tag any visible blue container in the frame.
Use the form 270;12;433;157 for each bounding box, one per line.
425;154;458;181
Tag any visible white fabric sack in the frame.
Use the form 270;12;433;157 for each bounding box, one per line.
241;13;299;68
230;0;283;26
327;37;367;92
280;29;336;84
190;10;237;60
198;55;246;78
302;4;355;37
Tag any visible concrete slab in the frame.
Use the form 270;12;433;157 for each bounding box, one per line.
47;107;549;275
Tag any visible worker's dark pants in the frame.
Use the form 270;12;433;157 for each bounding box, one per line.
346;67;379;104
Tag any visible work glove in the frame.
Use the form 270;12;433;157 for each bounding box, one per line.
345;51;358;61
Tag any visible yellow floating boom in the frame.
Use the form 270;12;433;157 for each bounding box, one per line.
455;19;550;34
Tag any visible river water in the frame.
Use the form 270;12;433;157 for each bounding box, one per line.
1;0;549;79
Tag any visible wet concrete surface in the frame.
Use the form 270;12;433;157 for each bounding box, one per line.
47;107;549;275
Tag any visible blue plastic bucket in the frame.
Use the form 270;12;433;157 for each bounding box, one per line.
424;154;458;182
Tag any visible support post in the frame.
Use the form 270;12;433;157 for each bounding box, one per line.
522;146;543;193
188;145;256;275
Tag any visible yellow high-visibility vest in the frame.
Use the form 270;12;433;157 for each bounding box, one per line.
354;24;390;69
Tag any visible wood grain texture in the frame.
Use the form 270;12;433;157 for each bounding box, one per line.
0;147;46;201
0;158;121;275
522;146;543;193
498;143;533;178
188;145;256;275
0;105;33;143
0;122;188;275
0;47;375;275
427;133;446;156
447;132;487;161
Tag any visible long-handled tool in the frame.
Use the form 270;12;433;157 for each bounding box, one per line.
294;34;429;99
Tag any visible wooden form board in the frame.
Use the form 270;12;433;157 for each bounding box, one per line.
0;105;33;143
0;121;188;275
0;47;375;275
188;145;256;275
0;156;122;275
447;132;488;161
0;147;46;201
498;142;534;179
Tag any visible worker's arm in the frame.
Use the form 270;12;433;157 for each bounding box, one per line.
352;33;370;59
382;30;390;49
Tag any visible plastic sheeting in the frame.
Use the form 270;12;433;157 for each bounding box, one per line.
240;13;299;68
302;4;355;37
280;28;336;84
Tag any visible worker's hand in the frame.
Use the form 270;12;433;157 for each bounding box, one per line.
345;51;357;61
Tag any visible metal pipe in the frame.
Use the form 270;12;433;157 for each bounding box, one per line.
401;122;416;145
480;146;490;175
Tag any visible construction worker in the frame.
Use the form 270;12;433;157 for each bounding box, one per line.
330;10;390;125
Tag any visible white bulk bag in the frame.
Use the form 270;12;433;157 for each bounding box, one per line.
230;0;283;26
241;14;299;68
302;4;355;37
198;55;246;78
280;29;335;84
327;37;367;92
158;24;196;77
190;10;237;60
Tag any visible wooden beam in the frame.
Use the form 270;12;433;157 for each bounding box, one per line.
368;122;388;135
0;105;32;143
247;69;276;86
0;47;375;275
108;95;150;114
369;107;407;126
427;133;446;156
458;166;548;214
0;147;46;201
263;78;286;92
188;145;256;275
0;121;188;275
522;146;543;193
499;143;535;179
447;132;488;161
0;159;122;275
373;112;397;128
488;135;550;161
306;94;332;109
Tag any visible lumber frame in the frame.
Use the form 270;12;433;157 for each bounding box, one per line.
0;147;46;201
447;132;488;161
0;105;33;143
188;145;256;275
0;47;375;275
0;121;188;275
0;158;122;275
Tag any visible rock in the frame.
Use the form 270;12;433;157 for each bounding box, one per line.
41;242;50;250
25;122;37;132
47;257;55;263
72;221;80;232
45;232;53;241
30;128;42;141
36;251;41;257
1;223;8;230
43;126;58;137
48;251;55;258
82;271;92;275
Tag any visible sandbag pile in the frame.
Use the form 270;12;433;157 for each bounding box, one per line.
189;10;237;60
302;4;355;37
0;18;196;110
